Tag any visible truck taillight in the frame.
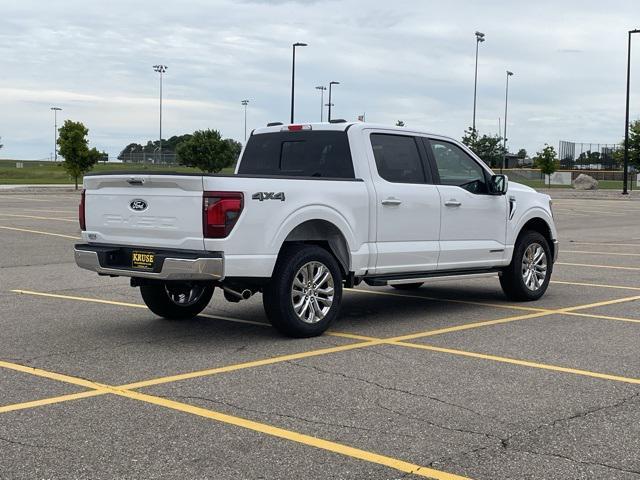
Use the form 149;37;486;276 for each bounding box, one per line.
203;191;243;238
79;189;86;231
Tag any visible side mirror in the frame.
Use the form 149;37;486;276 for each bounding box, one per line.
489;174;508;195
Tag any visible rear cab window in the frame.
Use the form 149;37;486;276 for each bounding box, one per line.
370;133;429;184
238;131;355;179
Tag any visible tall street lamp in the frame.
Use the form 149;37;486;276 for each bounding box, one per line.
623;29;640;194
153;64;167;163
502;70;514;172
472;31;485;131
327;81;340;122
315;85;326;122
290;42;307;124
241;99;249;142
50;107;62;161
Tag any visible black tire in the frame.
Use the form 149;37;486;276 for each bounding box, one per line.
263;244;343;338
391;282;424;291
500;231;552;301
140;282;214;320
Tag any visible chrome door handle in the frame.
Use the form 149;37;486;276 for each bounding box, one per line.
444;200;461;207
381;198;402;206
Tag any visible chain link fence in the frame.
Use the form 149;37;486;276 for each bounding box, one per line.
558;140;621;170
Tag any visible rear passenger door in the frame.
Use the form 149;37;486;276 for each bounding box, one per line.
424;138;507;270
367;132;441;274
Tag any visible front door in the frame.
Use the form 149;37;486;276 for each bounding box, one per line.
425;138;507;270
367;132;441;275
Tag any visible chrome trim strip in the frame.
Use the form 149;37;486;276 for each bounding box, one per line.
74;249;224;281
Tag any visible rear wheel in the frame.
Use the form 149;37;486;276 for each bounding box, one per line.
500;231;551;301
391;282;424;291
263;245;342;338
140;282;214;319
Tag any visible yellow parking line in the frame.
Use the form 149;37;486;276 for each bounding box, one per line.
0;390;104;414
0;213;76;222
568;241;640;248
120;340;383;390
392;341;640;385
0;360;110;391
346;288;548;313
562;250;640;257
0;225;80;240
564;311;640;324
11;208;77;215
559;294;640;312
557;262;640;271
0;359;464;480
116;388;468;480
551;280;640;292
12;290;147;309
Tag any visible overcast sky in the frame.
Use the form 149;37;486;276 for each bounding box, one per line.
1;0;640;160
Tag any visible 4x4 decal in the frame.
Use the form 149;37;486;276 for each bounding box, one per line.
252;192;285;201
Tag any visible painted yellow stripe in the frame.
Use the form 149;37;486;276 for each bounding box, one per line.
551;280;640;292
560;294;640;312
11;290;147;309
0;225;80;240
0;360;464;479
392;341;640;385
10;208;77;215
564;311;640;324
562;250;640;257
0;390;104;414
115;389;468;480
120;340;383;390
567;241;640;248
0;360;110;391
557;262;640;271
346;287;548;313
0;213;76;222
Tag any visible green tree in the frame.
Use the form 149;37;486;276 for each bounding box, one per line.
57;120;101;189
395;120;405;127
533;144;558;187
176;129;238;173
461;127;506;168
517;148;527;159
612;119;640;169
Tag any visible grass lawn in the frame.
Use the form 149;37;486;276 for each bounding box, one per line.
0;160;233;184
516;178;625;190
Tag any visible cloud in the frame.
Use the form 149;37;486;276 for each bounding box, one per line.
0;0;639;159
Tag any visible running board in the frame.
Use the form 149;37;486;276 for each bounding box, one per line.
364;269;501;287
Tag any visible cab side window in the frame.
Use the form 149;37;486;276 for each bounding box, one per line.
429;140;488;194
370;134;427;184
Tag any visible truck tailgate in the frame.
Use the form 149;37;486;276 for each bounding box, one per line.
83;174;205;250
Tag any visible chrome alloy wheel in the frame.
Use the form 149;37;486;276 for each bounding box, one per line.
291;261;335;324
165;284;207;307
521;242;548;291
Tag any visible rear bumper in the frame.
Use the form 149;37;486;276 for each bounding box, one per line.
74;244;224;281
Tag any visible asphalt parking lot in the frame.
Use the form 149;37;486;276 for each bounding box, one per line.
1;190;640;480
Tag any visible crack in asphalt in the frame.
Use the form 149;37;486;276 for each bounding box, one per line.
0;435;74;453
172;395;422;440
429;389;640;475
287;360;511;429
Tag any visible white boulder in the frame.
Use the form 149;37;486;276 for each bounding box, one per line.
572;173;599;190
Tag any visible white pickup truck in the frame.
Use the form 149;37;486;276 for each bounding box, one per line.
75;122;558;337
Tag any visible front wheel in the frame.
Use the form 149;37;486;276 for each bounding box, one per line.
140;282;214;320
263;245;343;338
500;231;552;301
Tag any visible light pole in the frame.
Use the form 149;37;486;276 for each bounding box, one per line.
153;64;167;163
623;30;640;194
50;107;62;161
241;99;249;142
502;70;514;172
327;81;340;122
290;42;307;123
315;86;326;122
472;31;485;131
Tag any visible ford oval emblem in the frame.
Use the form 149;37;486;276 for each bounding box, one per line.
130;199;148;211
